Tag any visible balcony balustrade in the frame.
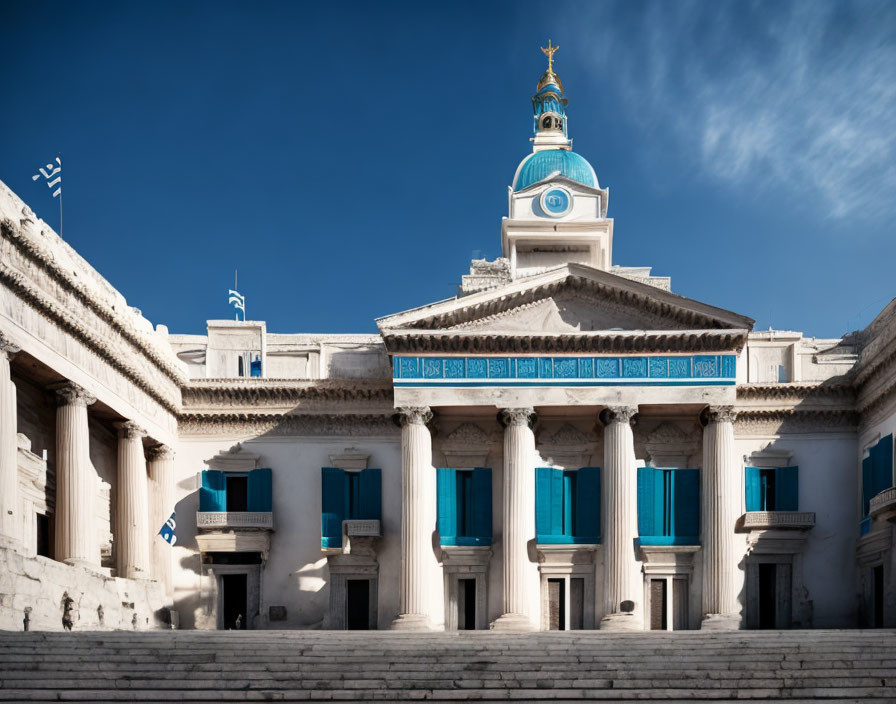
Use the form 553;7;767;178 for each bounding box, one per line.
742;511;815;530
196;511;273;530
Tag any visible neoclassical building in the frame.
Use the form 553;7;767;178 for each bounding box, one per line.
1;49;895;633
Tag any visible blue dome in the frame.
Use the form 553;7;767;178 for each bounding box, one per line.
512;149;598;191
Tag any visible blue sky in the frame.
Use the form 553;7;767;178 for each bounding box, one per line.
1;0;894;338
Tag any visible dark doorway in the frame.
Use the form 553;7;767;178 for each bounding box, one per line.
548;578;565;630
758;563;776;629
36;513;50;558
873;565;884;628
226;475;248;512
457;578;476;630
346;579;370;630
221;573;247;630
650;579;667;630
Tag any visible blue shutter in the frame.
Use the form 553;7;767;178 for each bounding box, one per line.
775;466;798;511
637;467;657;538
872;435;894;499
535;467;553;541
321;467;346;549
247;468;272;512
471;467;492;545
437;468;457;545
551;469;564;537
199;470;227;512
358;468;382;520
862;455;873;517
574;467;600;543
672;469;699;544
745;467;762;512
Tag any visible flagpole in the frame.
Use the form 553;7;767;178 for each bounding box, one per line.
58;153;63;238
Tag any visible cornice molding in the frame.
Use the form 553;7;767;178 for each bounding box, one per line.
178;413;399;437
182;379;394;409
381;329;749;354
1;217;184;414
734;409;858;435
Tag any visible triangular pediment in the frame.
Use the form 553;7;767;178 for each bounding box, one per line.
377;263;753;335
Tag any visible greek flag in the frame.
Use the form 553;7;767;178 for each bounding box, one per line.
159;511;177;546
32;157;62;198
228;289;245;321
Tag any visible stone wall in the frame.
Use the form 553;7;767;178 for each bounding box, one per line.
0;547;168;631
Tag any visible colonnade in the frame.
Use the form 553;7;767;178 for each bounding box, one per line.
0;332;173;590
391;403;740;631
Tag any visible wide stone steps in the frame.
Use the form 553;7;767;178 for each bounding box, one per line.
0;630;894;702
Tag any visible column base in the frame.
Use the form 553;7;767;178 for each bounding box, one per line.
700;613;741;631
599;612;642;631
490;613;537;632
390;613;434;631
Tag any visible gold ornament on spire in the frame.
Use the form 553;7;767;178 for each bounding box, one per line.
541;39;559;73
536;39;563;92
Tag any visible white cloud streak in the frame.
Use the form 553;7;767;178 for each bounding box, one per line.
568;0;896;220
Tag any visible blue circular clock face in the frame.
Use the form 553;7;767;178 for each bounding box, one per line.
540;187;572;216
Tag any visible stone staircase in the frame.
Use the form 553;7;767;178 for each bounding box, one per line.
0;630;894;701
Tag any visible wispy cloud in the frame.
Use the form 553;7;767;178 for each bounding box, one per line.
569;0;896;220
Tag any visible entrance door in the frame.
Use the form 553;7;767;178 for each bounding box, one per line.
457;578;477;630
568;578;584;630
221;573;247;630
346;579;370;630
547;578;566;630
649;579;667;630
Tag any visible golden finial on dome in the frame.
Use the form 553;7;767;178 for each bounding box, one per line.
541;39;559;73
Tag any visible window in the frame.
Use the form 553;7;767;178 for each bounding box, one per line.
320;467;381;549
249;356;262;377
745;466;798;512
637;467;700;546
862;435;893;517
437;467;492;546
535;467;600;544
199;469;273;513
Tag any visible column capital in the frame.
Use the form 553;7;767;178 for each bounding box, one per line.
116;420;147;440
146;444;175;461
395;406;433;427
0;332;20;360
498;407;536;429
601;405;638;426
702;405;737;425
54;382;96;408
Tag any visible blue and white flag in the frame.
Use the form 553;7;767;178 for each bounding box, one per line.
32;156;62;198
158;511;177;546
228;289;245;321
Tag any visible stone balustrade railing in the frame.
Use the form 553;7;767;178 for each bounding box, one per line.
743;511;816;530
869;486;896;520
196;512;273;530
344;519;381;537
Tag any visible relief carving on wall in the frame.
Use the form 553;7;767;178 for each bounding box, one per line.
536;422;596;469
439;422;493;468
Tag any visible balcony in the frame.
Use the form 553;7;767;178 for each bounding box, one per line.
196;511;273;530
869;487;896;523
742;511;815;530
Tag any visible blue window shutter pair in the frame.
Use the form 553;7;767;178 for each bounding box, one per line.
745;466;798;512
247;468;273;512
536;467;600;543
199;470;227;512
320;467;382;548
638;468;699;545
437;468;491;545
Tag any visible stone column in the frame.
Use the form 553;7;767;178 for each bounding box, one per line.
701;405;742;629
391;406;436;630
117;421;151;579
147;444;175;595
492;407;538;631
0;333;21;547
54;382;98;566
600;405;642;630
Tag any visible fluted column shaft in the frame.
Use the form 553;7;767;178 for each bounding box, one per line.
148;444;175;595
701;406;741;627
601;405;641;630
392;407;435;630
117;421;151;579
55;382;97;565
0;335;21;546
492;407;537;631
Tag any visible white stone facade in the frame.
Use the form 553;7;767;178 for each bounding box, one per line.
0;59;893;634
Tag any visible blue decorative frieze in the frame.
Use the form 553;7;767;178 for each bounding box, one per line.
393;355;737;387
